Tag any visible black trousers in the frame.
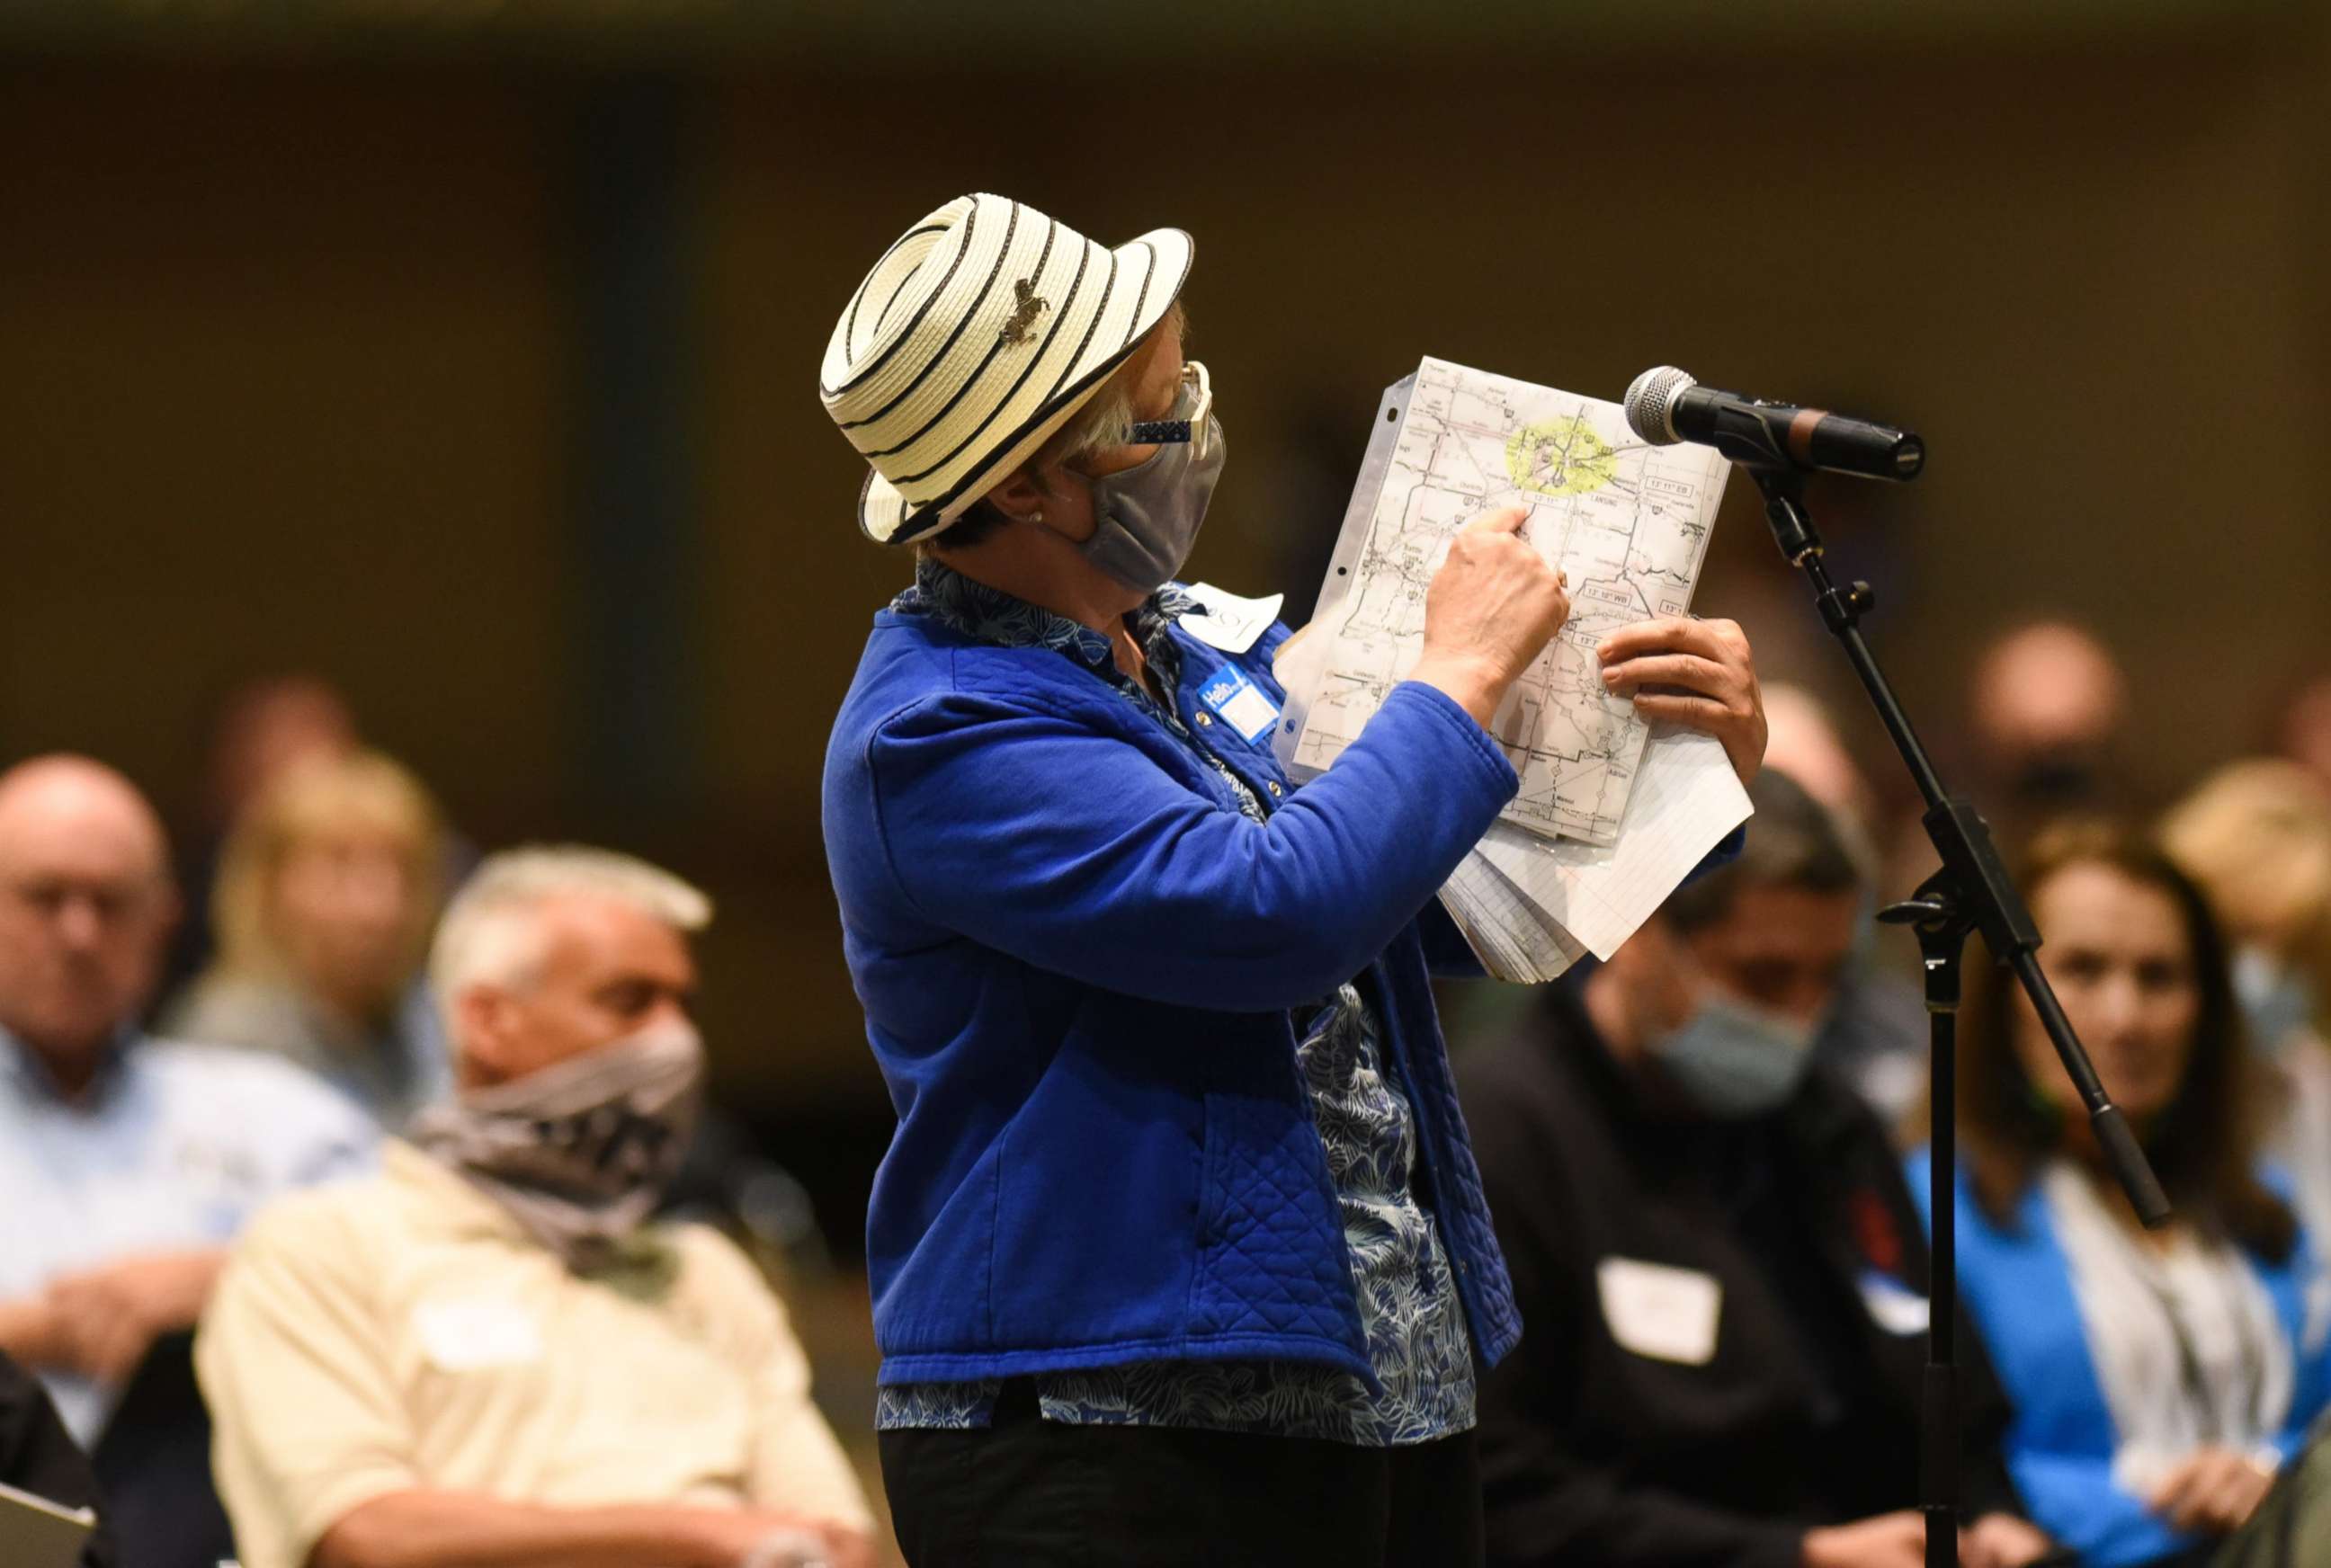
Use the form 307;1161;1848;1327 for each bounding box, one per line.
878;1379;1485;1567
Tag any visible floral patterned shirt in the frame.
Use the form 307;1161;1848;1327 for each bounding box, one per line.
872;557;1475;1447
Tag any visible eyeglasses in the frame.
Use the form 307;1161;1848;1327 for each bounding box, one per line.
4;876;165;930
1124;361;1213;460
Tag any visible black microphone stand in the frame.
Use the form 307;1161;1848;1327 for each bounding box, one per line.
1739;460;2173;1568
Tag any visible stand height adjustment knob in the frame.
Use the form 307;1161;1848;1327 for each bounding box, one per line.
1848;581;1876;614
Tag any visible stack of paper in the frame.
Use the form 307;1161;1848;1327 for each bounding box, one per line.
1273;359;1754;981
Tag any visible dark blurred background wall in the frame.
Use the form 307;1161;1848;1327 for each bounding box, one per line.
4;0;2327;1247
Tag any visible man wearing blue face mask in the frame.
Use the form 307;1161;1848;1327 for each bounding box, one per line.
818;193;1770;1566
1459;771;2050;1568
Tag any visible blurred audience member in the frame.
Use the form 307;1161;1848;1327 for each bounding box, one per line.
1462;771;2048;1568
1764;685;1929;1127
1911;823;2331;1568
205;676;361;836
165;751;451;1130
1967;619;2129;823
1;1346;116;1567
1884;619;2129;931
2274;674;2331;797
166;674;360;993
0;755;373;1449
2161;760;2331;1254
198;846;872;1568
1763;682;1874;833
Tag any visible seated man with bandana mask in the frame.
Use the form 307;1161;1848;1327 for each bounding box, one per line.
1459;771;2051;1568
195;848;874;1568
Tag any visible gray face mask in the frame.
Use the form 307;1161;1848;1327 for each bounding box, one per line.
2234;945;2317;1057
1645;993;1821;1119
1077;391;1227;595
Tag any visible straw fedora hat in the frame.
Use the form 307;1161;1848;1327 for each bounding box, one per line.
820;192;1192;546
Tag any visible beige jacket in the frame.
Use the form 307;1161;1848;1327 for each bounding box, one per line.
196;1140;870;1568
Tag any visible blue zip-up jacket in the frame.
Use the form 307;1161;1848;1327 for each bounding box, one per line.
822;596;1527;1389
1908;1157;2331;1567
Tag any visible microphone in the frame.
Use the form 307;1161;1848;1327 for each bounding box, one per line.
1624;366;1925;483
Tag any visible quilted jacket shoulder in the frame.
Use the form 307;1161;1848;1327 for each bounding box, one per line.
823;601;1526;1384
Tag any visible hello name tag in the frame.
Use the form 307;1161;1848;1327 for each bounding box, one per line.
1179;582;1285;655
1597;1257;1722;1366
415;1298;544;1372
1198;665;1282;746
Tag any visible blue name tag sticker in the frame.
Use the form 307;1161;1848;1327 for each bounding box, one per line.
1198;665;1281;746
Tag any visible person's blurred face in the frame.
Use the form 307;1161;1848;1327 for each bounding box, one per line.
1595;881;1858;1118
455;894;697;1088
272;826;424;1016
1680;883;1862;1030
2280;677;2331;795
210;678;358;825
2014;860;2200;1126
0;771;176;1066
1759;695;1871;835
1969;624;2126;806
1603;880;1860;1048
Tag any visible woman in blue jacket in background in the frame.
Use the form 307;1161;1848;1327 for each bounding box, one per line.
1912;822;2330;1568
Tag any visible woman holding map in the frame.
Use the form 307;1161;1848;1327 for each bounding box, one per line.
817;192;1767;1566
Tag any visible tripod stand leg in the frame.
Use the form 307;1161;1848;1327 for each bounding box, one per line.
1911;908;1969;1568
1924;1003;1960;1568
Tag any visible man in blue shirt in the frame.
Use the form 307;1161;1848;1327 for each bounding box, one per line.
819;193;1767;1566
0;756;373;1448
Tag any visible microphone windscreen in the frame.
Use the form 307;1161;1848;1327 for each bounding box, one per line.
1623;366;1695;445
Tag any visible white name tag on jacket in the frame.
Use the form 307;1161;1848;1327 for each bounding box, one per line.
1198;665;1282;745
1179;582;1284;655
1597;1256;1722;1366
1857;1270;1931;1336
415;1297;544;1372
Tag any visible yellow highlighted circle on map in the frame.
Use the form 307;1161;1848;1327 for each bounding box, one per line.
1505;416;1618;496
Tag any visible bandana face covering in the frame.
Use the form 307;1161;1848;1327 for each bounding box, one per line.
409;1020;704;1275
1076;383;1227;595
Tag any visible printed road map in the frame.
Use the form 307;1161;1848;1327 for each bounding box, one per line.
1289;357;1730;844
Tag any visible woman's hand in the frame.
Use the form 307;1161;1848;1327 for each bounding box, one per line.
1596;616;1767;785
1411;507;1572;727
2148;1447;2276;1534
